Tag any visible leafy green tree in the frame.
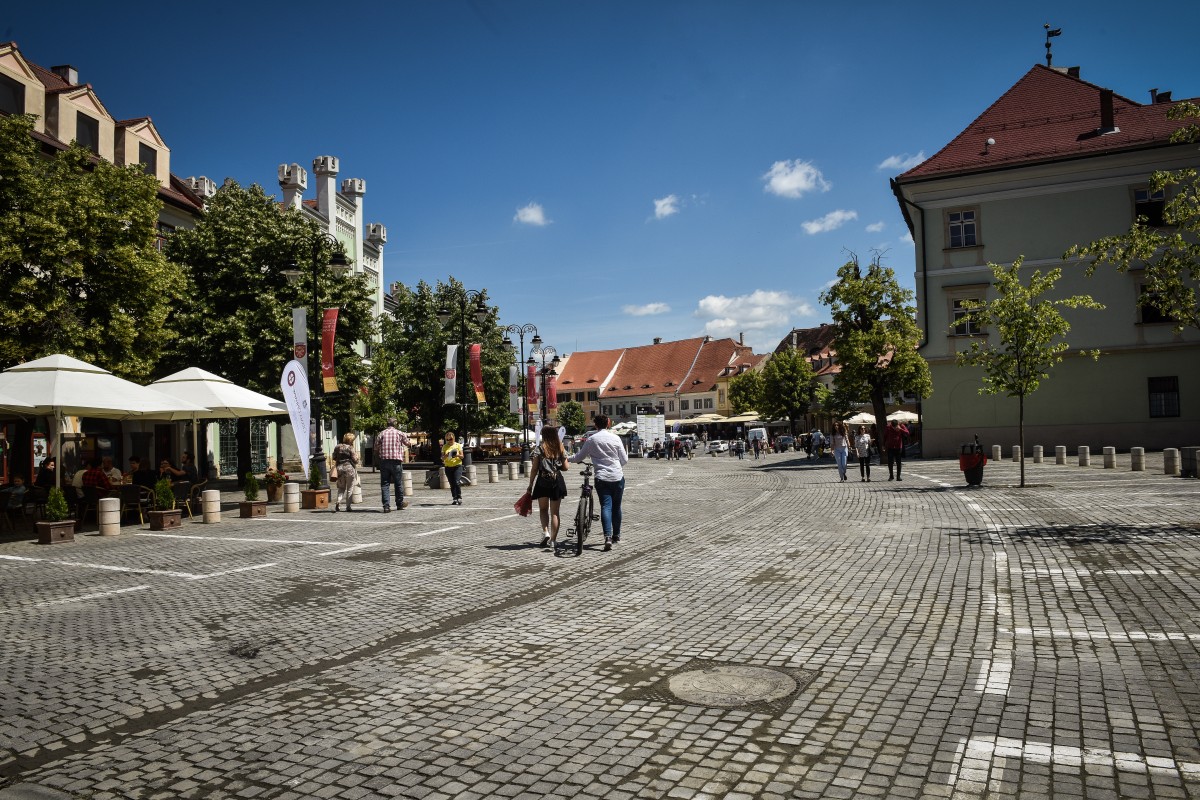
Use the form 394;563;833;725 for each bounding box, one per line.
353;333;409;436
1068;102;1199;332
727;369;764;414
0;114;183;378
758;349;820;436
954;258;1103;487
556;400;586;435
820;252;932;435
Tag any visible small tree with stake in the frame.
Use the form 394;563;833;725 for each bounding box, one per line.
954;258;1104;487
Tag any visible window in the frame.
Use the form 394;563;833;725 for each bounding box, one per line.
0;74;24;115
680;400;689;411
1148;376;1179;418
154;222;175;251
601;405;612;415
587;391;598;402
76;112;100;153
668;401;674;412
718;389;726;405
1134;187;1166;226
139;142;157;176
617;404;626;416
947;209;978;248
704;398;714;409
951;299;982;335
1138;284;1171;325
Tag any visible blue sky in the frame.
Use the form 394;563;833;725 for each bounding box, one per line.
5;1;1199;355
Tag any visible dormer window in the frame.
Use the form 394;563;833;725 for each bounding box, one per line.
0;74;24;115
139;142;157;177
76;111;100;153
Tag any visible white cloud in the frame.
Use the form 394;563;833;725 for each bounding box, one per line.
693;289;818;350
801;209;858;235
866;221;886;233
623;302;671;316
762;159;831;199
877;151;926;171
653;194;680;220
513;202;550;226
900;231;915;245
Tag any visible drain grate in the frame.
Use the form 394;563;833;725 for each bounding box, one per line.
621;659;816;714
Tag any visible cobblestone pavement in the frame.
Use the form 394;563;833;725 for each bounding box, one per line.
1;451;1198;799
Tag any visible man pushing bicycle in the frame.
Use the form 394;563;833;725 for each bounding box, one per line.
569;415;628;551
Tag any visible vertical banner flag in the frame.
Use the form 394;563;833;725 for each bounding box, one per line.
526;363;538;417
444;345;458;405
469;344;486;405
508;366;520;413
547;374;558;410
321;308;339;393
291;308;308;369
280;360;311;469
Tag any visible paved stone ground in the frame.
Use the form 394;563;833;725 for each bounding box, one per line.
0;450;1198;799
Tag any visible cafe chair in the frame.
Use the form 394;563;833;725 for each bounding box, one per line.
119;484;152;525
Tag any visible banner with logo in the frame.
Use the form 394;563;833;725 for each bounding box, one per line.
469;344;485;405
508;366;520;413
292;308;308;369
546;374;558;410
321;308;339;393
444;344;458;405
280;359;311;469
526;364;539;419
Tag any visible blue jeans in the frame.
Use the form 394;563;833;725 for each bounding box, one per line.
834;447;848;479
595;477;624;539
379;459;404;508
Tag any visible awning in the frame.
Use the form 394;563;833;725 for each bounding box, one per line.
722;412;761;424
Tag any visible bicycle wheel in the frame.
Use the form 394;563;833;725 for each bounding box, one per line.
575;493;590;555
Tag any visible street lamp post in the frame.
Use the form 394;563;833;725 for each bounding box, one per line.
529;344;560;424
437;290;489;464
502;324;539;471
284;233;350;490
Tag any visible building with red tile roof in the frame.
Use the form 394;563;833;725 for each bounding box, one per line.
892;62;1200;457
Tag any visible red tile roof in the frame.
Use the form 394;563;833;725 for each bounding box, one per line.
774;324;841;377
680;339;758;392
602;337;706;399
556;348;623;389
897;65;1196;182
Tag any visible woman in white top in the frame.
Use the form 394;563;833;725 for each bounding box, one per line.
831;422;851;482
854;426;874;482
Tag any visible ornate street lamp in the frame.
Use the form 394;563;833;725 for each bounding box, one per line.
437;290;489;462
529;344;560;424
502;324;538;470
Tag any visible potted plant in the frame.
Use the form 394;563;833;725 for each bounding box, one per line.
36;486;75;545
301;463;329;509
262;467;288;502
148;478;182;531
239;472;268;518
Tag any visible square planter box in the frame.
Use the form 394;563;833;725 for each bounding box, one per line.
301;489;329;509
239;500;267;518
37;520;75;545
148;509;182;531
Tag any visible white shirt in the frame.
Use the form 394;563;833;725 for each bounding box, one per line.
570;429;629;483
854;434;872;455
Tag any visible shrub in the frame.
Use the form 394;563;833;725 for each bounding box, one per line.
244;472;259;501
44;487;70;522
154;478;175;511
308;464;322;490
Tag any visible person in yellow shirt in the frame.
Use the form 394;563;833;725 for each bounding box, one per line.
442;432;465;506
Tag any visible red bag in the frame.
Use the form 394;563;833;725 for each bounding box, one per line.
514;491;533;517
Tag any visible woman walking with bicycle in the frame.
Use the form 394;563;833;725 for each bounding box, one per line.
528;426;569;548
570;415;628;552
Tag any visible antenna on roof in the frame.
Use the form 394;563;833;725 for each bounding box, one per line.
1044;23;1062;66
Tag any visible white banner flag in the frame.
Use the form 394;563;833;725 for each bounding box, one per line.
508;366;520;413
280;359;311;469
444;344;458;406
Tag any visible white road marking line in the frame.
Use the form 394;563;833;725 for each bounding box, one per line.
0;584;151;612
971;657;1012;697
0;555;42;562
15;559;205;579
1016;627;1200;642
316;544;380;556
414;526;462;537
192;563;278;579
484;514;518;522
137;533;351;546
957;736;1200;780
1019;566;1168;578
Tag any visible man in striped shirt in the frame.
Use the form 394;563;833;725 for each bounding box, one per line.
375;417;410;512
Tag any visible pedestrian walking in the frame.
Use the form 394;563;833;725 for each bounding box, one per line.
332;432;359;512
528;426;569;548
831;421;851;482
854;425;873;482
442;432;465;505
375;417;410;512
570;415;628;551
884;420;910;481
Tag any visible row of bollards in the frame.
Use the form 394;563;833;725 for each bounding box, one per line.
994;444;1182;475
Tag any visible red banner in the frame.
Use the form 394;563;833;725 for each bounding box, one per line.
321;308;339;393
469;344;486;405
526;364;538;407
547;374;558;410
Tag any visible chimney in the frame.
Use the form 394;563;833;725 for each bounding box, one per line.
739;332;745;345
1157;90;1173;104
1098;89;1117;134
50;65;78;85
1067;66;1080;79
1150;88;1159;104
652;337;662;345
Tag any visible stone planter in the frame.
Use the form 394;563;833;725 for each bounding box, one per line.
36;520;75;545
265;484;282;502
148;509;183;531
301;489;329;509
239;500;267;518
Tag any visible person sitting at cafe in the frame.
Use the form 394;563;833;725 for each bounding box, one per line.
5;475;27;510
35;457;56;489
101;456;123;485
71;464;89;489
126;456;157;489
81;460;112;493
160;452;198;484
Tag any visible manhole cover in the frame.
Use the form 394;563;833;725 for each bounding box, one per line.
669;665;796;707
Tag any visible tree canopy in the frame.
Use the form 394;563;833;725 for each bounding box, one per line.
727;369;763;414
556;400;586;436
0;114;183;379
758;349;820;436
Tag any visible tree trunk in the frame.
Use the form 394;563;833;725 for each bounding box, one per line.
1018;393;1026;488
870;387;888;444
236;417;251;488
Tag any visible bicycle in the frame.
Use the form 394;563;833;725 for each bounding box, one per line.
564;462;598;555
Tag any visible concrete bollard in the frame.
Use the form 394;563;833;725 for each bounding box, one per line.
992;445;1002;462
99;497;120;536
1131;447;1145;472
1182;446;1200;478
283;483;299;513
522;460;533;477
403;474;414;497
1164;448;1180;476
1033;445;1043;464
203;489;222;523
1103;446;1116;469
488;463;498;483
1012;446;1021;463
1078;446;1091;467
467;464;477;486
438;467;449;490
508;461;518;480
1055;446;1066;465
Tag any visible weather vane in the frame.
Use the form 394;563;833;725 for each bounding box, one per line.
1044;23;1062;66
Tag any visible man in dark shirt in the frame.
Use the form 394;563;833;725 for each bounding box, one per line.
161;452;199;483
127;456;157;489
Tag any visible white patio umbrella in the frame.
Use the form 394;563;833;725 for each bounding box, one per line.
489;426;520;435
845;411;877;426
0;389;33;410
0;354;210;487
887;410;920;424
148;368;289;474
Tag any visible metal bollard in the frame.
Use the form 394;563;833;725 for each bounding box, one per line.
1078;446;1091;467
1033;445;1043;464
203;489;222;523
283;483;299;513
99;497;120;536
1055;446;1066;465
1164;448;1180;476
1103;446;1116;469
992;445;1002;462
1012;445;1021;463
508;461;518;480
1131;447;1145;472
488;463;498;483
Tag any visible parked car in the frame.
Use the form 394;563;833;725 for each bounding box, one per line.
774;435;795;453
707;439;729;453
